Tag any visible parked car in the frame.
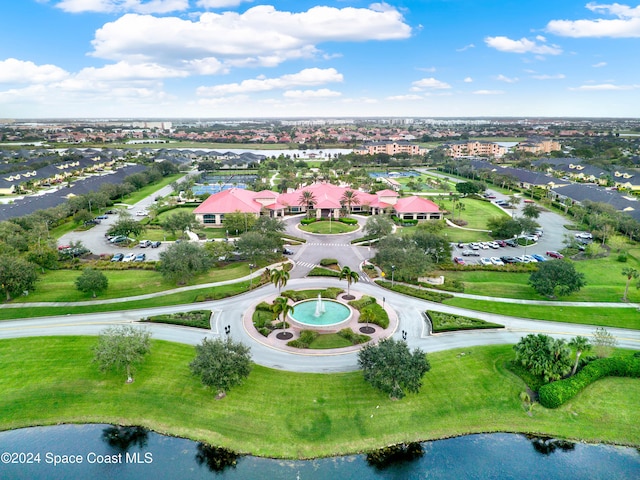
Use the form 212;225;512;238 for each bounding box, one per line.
546;251;564;259
283;247;294;255
479;242;489;249
457;242;465;249
505;239;518;247
122;253;136;262
484;194;496;199
138;240;151;248
469;243;480;250
111;253;124;262
453;257;466;265
531;254;547;262
488;242;499;249
490;257;504;266
96;215;108;220
134;253;146;262
57;244;71;250
135;210;148;216
480;257;492;266
575;232;593;239
462;249;480;256
151;241;161;248
109;235;127;243
514;255;529;263
496;240;507;247
500;256;516;264
523;255;538;263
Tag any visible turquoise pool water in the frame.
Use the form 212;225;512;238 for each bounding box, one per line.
289;299;351;327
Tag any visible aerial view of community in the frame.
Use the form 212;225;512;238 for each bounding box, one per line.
0;1;638;479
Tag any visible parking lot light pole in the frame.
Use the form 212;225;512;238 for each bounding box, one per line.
249;264;255;290
391;265;395;287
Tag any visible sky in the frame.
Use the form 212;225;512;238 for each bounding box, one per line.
0;1;638;119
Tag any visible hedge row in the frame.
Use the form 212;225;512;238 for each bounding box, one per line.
426;310;503;333
300;218;316;225
320;258;339;266
339;217;358;225
143;310;211;329
350;234;378;244
281;233;306;244
287;330;318;348
337;328;370;345
348;295;389;329
375;280;453;303
538;354;640;408
308;267;341;277
281;288;343;301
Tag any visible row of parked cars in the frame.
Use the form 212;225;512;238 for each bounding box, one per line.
111;253;146;262
454;251;563;266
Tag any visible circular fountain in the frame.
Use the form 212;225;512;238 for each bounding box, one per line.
288;294;352;329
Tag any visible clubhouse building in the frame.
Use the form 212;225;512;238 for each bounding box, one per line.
193;183;443;226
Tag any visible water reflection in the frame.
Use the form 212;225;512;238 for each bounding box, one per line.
366;442;424;470
195;443;240;473
102;425;149;452
526;435;576;456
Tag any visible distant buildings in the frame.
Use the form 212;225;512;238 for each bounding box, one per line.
354;140;428;156
446;141;506;159
516;138;561;154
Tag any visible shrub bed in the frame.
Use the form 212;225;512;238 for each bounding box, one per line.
375;280;453;303
538;354;640;408
418;278;465;293
300;218;316;225
350;234;378;244
143;310;211;329
339;217;358;225
320;258;339;267
426;310;503;333
287;330;318;348
349;296;389;329
281;233;306;244
337;328;370;345
308;267;341;277
281;288;343;301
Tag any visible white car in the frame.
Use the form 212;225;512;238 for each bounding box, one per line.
480;257;492;266
122;253;136;262
523;254;538;263
490;257;504;266
480;242;489;249
135;210;149;216
488;242;499;249
575;232;593;239
514;255;529;263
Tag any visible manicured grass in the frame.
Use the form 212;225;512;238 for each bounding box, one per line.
439;197;507;230
299;221;359;234
144;310;212;329
308;333;353;349
443;228;494;243
123;173;183;205
443;297;640;330
153;205;196;222
427;310;503;332
0;338;637;458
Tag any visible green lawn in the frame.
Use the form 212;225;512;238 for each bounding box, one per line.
0;338;637;458
123;173;183;205
299;221;359;234
439;197;507;230
153;206;196;222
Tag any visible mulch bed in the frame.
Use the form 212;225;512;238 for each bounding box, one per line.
359;326;375;334
276;332;294;340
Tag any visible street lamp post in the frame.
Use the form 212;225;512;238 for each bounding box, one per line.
391;265;395;287
249;264;254;290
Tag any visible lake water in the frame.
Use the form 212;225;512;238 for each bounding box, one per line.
0;425;637;479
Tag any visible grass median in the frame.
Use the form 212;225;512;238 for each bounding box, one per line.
0;337;637;458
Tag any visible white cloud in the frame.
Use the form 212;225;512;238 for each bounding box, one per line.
472;90;505;95
54;0;189;14
495;74;519;83
76;61;189;81
283;89;341;99
386;94;423;101
0;58;69;84
547;2;640;38
411;77;451;90
485;36;563;55
196;68;343;96
463;77;473;83
91;5;411;68
531;73;566;80
196;0;252;8
570;83;639;91
592;61;608;67
456;44;475;52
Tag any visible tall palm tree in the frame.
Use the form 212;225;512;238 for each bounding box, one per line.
568;336;591;376
339;265;359;298
272;296;294;330
621;267;639;302
340;189;360;215
270;268;290;294
298;190;317;218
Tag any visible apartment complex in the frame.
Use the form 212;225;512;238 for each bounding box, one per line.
354;140;427;156
516;138;561;154
446;141;506;159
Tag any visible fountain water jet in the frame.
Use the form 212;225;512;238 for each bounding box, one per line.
314;294;326;317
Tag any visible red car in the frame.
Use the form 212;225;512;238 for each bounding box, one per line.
453;257;466;265
546;251;564;259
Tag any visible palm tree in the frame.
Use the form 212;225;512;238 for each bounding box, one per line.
270;268;290;294
272;296;294;330
621;267;639;302
340;189;360;215
298;190;317;218
568;336;591;376
339;265;359;298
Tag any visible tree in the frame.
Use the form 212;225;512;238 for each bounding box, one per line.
522;203;541;220
272;296;294;329
592;327;617;358
161;210;198;239
298;190;317;218
412;230;452;264
108;212;145;239
189;337;252;397
26;244;58;273
513;334;572;383
270;268;290;294
357;338;430;399
621;267;639;302
529;260;586;298
373;236;433;282
223;211;256;236
455;181;481;196
339;265;359;298
487;217;522;239
235;231;282;265
75;267;108;298
93;325;151;383
568;336;591;376
252;216;285;236
340;189;360;214
158;241;213;285
0;255;39;301
363;215;393;239
204;240;235;261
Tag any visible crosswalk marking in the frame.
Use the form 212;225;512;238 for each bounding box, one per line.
296;261;317;268
305;242;351;247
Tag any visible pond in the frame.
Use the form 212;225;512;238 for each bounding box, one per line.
0;425;637;479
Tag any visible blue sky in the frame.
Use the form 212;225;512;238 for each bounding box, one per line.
0;1;638;118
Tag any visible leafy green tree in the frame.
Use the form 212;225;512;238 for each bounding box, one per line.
621;267;639;302
568;336;591;376
513;334;572;383
363;215;393;239
252;216;285;235
75;268;108;298
190;337;252;397
455;181;481;196
223;211;256;236
161;210;198;239
412;230;452;264
487;217;522;239
522;203;541;220
270;268;290;294
529;260;586;298
74;209;94;225
26;244;58;273
358;338;430;399
272;296;294;329
339;265;359;298
158;241;213;285
204;240;235;261
235;231;282;265
340;189;360;214
0;255;39;301
592;327;617;358
93;325;151;383
108;212;145;239
373;236;432;282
